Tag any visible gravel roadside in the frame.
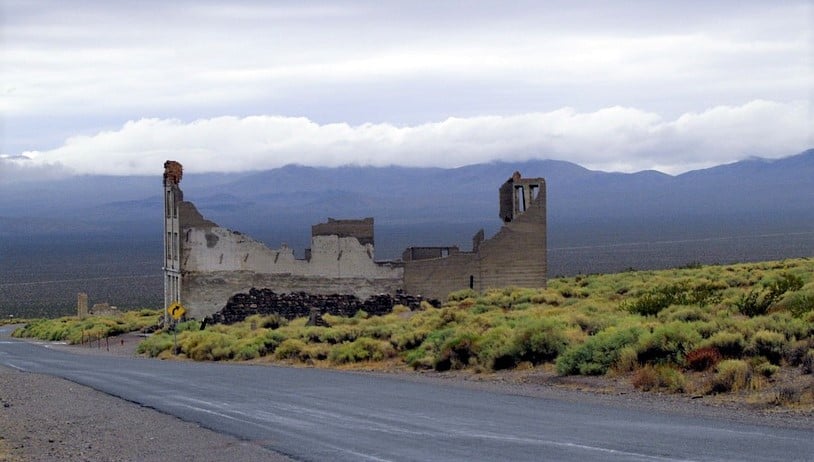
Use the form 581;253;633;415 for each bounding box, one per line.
0;331;293;462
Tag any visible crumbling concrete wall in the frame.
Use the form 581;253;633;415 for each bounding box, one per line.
403;172;546;300
178;201;403;318
163;160;546;318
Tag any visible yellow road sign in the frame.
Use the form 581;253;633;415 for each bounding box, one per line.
167;302;186;321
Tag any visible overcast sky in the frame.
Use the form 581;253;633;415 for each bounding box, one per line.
1;0;812;178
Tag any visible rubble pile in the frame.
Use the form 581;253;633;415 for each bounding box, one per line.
206;289;440;325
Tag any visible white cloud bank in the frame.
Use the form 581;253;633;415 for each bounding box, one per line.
5;100;811;177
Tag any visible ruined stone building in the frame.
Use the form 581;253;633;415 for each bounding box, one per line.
402;171;547;299
163;162;546;319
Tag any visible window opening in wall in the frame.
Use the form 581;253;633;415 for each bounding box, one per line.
530;184;540;200
441;248;449;257
469;275;474;289
515;185;526;212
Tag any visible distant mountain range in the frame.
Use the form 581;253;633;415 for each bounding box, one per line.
2;148;813;261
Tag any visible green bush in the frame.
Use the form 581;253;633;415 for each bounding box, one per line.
778;291;814;318
556;326;644;376
736;273;804;317
624;282;723;316
512;319;571;365
179;330;235;361
748;330;787;365
329;338;394;364
136;332;174;357
435;330;479;371
711;359;751;393
275;338;307;360
636;322;701;365
752;360;780;378
702;331;746;358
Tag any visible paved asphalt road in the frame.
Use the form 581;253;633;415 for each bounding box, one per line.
1;330;812;462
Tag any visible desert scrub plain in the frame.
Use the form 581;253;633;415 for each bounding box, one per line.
13;258;814;407
11;308;161;343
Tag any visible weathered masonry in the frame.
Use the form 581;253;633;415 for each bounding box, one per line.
163;161;403;319
402;171;547;300
163;162;546;319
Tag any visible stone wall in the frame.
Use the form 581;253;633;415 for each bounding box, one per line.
312;218;374;246
207;288;436;325
182;272;404;319
178;201;404;319
403;174;546;299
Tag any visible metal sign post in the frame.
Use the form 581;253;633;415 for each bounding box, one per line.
166;302;186;355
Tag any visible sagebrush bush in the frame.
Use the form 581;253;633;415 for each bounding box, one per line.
136;332;174;357
435;330;479;371
702;331;745;358
275;338;307;360
735;273;804;317
636;322;701;365
801;350;814;374
711;360;751;393
632;365;686;393
329;338;394;364
555;326;644;376
748;330;787;365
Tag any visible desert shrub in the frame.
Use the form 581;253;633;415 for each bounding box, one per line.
318;325;361;344
261;330;285;353
391;325;431;350
658;306;708;323
233;336;266;360
404;348;434;370
624;282;723;317
736;273;804;317
702;331;745;358
136;332;174;357
555;326;644;376
785;339;811;366
447;289;478;302
569;312;608;335
735;291;773;317
631;365;659;391
275;338;307;360
802;350;814;374
632;365;686;392
245;314;284;330
300;343;331;361
179;330;235;361
771;386;802;405
710;359;751;393
471;326;516;370
778;291;814;318
636;322;701;365
512;318;571;365
751;360;780;378
329;338;394;364
613;346;639;373
684;347;722;372
748;330;787;365
434;330;480;371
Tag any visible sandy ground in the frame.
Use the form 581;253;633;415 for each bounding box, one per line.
2;331;812;461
